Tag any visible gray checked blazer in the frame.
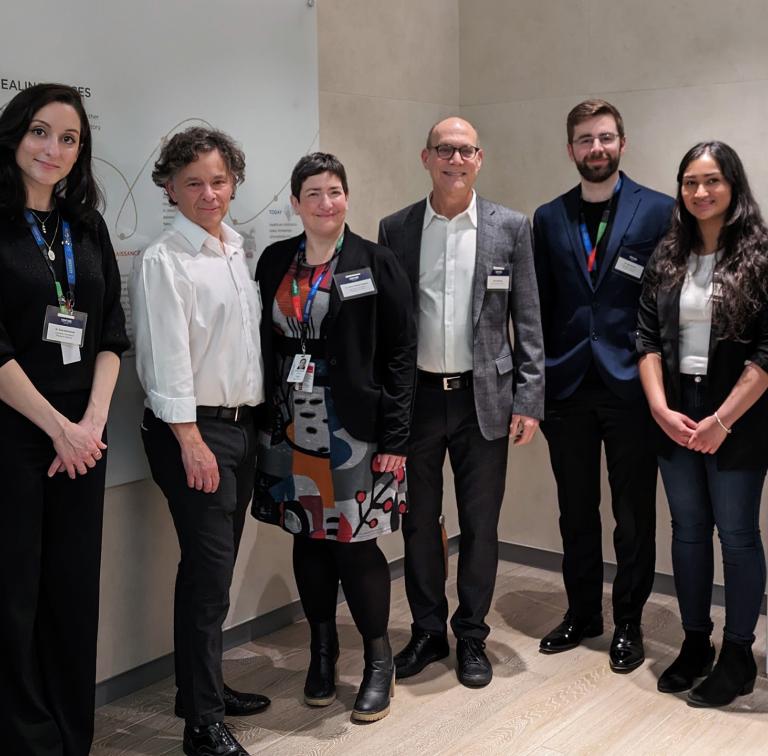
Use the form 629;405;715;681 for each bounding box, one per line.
379;196;545;440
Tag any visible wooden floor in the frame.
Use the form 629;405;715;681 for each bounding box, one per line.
92;557;768;755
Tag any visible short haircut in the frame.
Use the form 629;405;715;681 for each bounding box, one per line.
566;99;625;143
290;152;348;199
425;117;479;149
152;127;245;204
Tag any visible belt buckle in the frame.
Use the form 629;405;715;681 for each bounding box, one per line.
442;375;460;391
233;406;240;422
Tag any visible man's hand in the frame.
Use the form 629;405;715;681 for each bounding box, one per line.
509;414;539;446
170;422;220;493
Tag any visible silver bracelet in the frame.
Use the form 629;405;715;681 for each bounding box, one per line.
714;411;732;434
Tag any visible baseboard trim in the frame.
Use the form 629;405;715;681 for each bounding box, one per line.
97;534;761;706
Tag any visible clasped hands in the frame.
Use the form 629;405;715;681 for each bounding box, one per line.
654;407;728;454
48;414;107;478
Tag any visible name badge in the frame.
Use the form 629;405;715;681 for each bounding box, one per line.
287;353;311;384
487;266;510;290
43;305;87;347
333;267;377;300
613;251;646;281
294;362;316;393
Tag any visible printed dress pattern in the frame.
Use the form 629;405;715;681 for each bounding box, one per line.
254;254;407;542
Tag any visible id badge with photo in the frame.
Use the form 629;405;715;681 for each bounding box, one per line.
294;362;316;393
287;353;311;383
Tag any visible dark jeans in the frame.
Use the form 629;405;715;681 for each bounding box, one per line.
292;537;390;639
141;409;256;726
541;382;657;625
0;393;105;756
658;377;767;644
405;380;509;641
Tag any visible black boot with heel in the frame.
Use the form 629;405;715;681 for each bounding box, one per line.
657;629;715;693
352;635;394;722
304;621;339;707
687;638;757;707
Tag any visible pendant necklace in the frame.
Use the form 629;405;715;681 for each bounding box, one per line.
29;207;55;234
42;214;61;261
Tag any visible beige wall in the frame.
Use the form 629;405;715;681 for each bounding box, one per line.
98;0;768;684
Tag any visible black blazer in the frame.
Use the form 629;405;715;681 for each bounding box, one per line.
637;270;768;469
255;228;416;456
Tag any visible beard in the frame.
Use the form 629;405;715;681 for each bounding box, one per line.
575;151;621;183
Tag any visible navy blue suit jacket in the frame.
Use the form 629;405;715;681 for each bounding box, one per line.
533;173;674;402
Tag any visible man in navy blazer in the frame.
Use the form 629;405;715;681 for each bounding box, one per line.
533;99;673;672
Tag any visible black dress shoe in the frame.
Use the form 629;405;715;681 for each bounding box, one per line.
657;631;715;693
393;630;449;679
183;721;248;756
539;612;603;654
176;684;271;719
456;638;492;687
610;623;644;673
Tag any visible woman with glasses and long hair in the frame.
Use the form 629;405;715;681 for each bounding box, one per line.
254;152;415;723
637;141;768;707
0;83;128;754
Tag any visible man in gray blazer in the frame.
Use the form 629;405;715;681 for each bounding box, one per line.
378;116;544;687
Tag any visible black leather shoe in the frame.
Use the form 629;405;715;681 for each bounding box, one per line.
456;638;492;687
393;630;449;679
183;721;248;756
176;684;270;719
610;623;645;673
687;638;757;708
658;631;715;693
539;612;603;654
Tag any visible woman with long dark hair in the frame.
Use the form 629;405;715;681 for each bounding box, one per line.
637;141;768;707
0;84;128;753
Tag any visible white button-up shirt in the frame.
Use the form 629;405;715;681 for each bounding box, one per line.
417;191;477;373
130;213;264;423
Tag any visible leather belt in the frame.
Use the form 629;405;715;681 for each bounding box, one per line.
417;369;472;391
197;405;255;423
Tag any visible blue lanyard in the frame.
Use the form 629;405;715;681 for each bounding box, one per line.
578;176;622;273
24;210;76;312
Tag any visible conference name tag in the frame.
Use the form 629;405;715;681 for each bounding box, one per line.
287;353;311;384
333;268;377;300
613;251;645;281
42;305;87;347
294;362;316;393
487;265;510;290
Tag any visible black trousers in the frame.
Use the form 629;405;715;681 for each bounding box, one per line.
0;393;105;756
541;382;657;625
404;381;509;640
141;409;256;727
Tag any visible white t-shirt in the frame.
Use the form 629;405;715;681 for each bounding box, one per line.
679;251;719;375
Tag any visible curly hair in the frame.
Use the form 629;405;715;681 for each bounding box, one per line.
152;127;245;204
646;141;768;340
0;83;102;225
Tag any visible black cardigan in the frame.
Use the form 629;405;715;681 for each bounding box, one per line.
255;228;416;456
636;270;768;470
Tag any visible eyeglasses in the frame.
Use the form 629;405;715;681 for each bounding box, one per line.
571;132;621;149
429;143;480;160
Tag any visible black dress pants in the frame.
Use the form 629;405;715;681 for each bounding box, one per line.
141;409;256;727
404;381;509;641
0;394;105;756
541;382;657;625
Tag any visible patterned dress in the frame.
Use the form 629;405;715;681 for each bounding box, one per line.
254;252;408;542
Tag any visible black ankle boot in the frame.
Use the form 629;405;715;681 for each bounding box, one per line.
352;635;394;722
687;638;757;707
658;630;715;693
304;621;339;707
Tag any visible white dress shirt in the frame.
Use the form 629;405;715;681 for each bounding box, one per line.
679;251;718;375
130;213;264;423
417;191;477;373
